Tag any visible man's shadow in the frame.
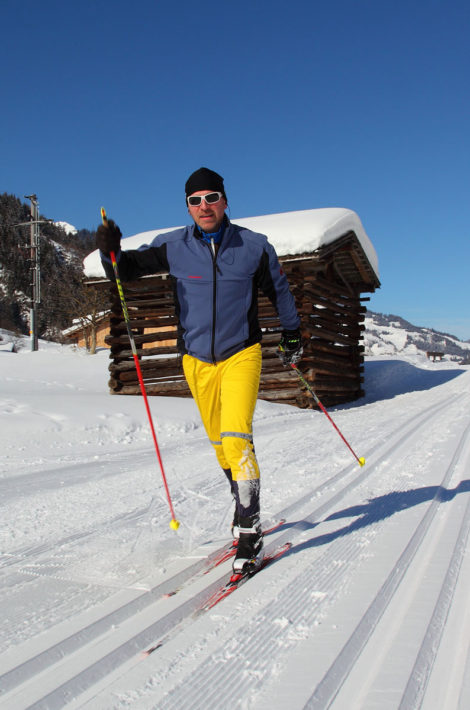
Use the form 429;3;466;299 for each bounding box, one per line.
285;480;470;555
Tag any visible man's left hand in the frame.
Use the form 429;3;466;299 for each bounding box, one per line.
278;329;303;366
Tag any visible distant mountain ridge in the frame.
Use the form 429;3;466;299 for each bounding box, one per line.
364;311;470;362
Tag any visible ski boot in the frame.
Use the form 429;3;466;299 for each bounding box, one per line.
232;515;264;574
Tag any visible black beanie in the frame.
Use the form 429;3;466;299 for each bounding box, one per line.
185;167;226;200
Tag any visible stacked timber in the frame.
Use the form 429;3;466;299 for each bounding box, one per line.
102;230;377;409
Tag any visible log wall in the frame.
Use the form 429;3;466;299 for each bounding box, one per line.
102;235;377;408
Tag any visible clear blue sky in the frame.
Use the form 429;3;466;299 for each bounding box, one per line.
1;0;469;339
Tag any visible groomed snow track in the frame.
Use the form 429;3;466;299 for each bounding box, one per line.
1;390;470;709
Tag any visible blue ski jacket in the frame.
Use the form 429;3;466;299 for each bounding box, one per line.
101;219;300;364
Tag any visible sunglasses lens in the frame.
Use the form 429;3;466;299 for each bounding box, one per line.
188;192;222;206
204;192;221;204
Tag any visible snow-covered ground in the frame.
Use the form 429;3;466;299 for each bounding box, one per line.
1;333;470;709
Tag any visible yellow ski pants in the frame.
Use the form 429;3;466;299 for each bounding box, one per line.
182;343;262;518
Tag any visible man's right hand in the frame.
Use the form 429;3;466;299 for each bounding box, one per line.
96;219;122;255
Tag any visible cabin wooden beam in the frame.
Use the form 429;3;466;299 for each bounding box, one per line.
88;230;378;409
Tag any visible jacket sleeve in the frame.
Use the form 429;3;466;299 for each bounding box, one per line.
255;241;300;331
100;241;169;282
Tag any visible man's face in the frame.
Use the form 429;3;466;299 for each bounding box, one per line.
187;190;227;232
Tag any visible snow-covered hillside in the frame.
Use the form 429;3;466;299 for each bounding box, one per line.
1;332;470;709
55;221;78;236
364;311;470;361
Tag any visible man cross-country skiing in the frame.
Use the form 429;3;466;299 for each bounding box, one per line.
95;167;302;574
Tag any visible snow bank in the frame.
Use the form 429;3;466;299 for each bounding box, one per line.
83;208;378;280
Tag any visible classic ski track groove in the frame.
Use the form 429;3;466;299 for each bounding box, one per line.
0;392;466;709
303;417;470;709
397;490;470;709
140;399;470;710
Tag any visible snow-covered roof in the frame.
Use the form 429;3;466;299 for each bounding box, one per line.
62;311;110;336
83;208;378;280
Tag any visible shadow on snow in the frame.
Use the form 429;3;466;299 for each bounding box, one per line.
360;360;466;404
284;480;470;557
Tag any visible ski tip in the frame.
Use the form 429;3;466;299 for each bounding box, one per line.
358;457;366;467
100;206;108;225
229;573;244;583
170;518;180;530
142;643;161;657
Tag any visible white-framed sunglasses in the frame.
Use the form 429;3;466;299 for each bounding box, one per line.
187;191;224;207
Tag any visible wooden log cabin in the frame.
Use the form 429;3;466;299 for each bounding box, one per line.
83;208;380;408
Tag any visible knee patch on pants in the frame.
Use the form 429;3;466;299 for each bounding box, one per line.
221;433;260;482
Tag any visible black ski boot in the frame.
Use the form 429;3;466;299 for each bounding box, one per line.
232;515;264;574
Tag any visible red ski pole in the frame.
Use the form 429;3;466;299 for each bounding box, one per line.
280;346;365;467
101;208;180;530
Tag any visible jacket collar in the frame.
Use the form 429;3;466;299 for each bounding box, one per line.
194;214;229;245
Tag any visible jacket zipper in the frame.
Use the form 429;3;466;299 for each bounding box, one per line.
210;237;217;363
201;235;222;363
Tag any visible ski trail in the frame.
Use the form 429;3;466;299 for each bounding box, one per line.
0;389;468;709
81;393;470;708
145;398;470;710
398;492;470;709
304;418;470;709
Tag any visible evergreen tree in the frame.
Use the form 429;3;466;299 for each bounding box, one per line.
0;192;104;343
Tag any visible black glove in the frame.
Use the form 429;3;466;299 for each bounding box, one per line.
96;219;122;255
278;329;303;366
